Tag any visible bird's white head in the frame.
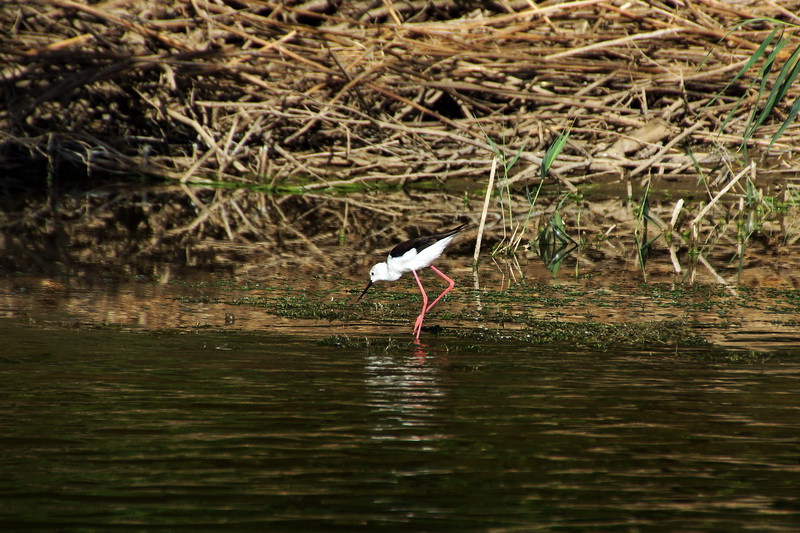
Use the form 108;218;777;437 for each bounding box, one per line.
369;262;400;283
357;261;401;302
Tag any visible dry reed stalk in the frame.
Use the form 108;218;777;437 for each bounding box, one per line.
1;0;799;190
690;163;752;241
630;120;708;178
474;156;498;265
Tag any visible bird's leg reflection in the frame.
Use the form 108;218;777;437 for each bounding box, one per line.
412;337;428;363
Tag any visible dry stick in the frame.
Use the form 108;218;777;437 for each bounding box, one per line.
503;156;578;193
410;0;607;30
667;244;682;274
684;0;725;30
544;27;685;61
692;0;762;22
163;105;247;183
228;114;265;168
698;252;736;293
361;99;579;191
284;56;392;145
166;107;217;152
268;196;325;256
27;33;94;53
305;195;404;217
340;201;349;245
764;0;800;24
669;198;685;229
219;114;240;177
667;198;685;274
366;82;477;140
165;184;219;236
474;157;498;266
624;0;763;53
219;202;236;242
188;0;301;92
193;0;337;75
355;119;490;154
271;143;330;185
297;168;473;191
278;109;495;186
179;148;216;183
229;196;265;238
630;120;707;178
690;163;751;241
191;0;298;58
47;0;193;51
379;0;404;25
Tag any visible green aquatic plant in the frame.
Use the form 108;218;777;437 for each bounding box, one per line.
541;123;572;180
474;123;571;263
536;195;578;276
489;124;571;257
735;177;773;278
633;183;663;280
484;134;526;256
705;18;800;157
781;185;800;246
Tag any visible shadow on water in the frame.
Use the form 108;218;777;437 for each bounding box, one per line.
2;183;800;530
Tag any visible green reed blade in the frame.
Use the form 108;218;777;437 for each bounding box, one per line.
769;94;800;149
705;26;778;112
744;40;800;143
541;123;571;179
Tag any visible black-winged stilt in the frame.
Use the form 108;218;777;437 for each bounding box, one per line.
357;223;467;340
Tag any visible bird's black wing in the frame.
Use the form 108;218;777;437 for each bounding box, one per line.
388;223;467;258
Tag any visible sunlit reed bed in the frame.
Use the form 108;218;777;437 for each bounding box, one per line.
2;0;799;190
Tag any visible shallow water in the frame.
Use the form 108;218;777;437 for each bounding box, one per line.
2;182;800;531
2;320;799;532
2;263;799;353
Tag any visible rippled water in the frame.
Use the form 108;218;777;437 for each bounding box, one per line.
1;321;799;532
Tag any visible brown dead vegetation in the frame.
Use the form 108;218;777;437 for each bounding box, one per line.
2;0;800;188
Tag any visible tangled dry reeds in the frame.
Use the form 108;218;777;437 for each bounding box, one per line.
2;0;800;188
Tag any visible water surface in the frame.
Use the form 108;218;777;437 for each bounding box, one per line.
2;321;799;531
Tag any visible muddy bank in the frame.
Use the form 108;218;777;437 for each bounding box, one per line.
1;182;799;354
2;257;799;354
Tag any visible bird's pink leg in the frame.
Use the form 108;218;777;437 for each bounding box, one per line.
425;265;456;313
412;269;428;340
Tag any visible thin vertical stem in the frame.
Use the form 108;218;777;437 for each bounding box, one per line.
473;157;498;266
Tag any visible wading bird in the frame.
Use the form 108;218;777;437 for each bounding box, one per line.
357;223;467;340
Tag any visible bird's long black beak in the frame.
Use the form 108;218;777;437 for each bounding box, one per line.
356;280;373;302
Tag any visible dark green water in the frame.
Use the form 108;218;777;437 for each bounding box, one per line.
1;321;799;532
